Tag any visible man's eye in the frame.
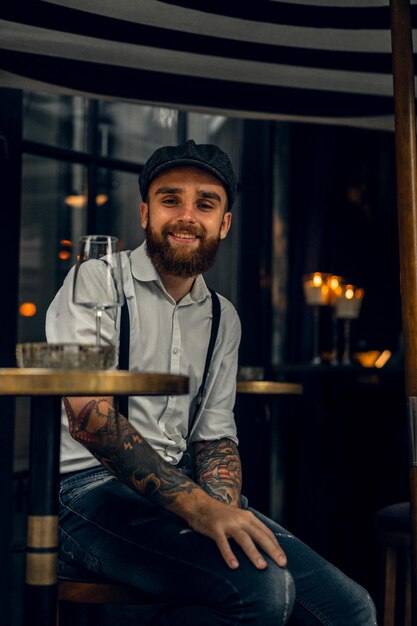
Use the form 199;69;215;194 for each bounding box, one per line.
162;197;178;205
198;203;213;210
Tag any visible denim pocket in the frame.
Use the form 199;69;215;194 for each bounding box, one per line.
59;467;114;509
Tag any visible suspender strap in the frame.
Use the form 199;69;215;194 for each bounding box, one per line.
117;288;221;440
187;288;220;441
117;297;130;418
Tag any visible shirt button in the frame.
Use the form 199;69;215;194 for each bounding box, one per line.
173;347;179;355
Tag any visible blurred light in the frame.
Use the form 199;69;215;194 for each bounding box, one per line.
65;194;86;208
20;302;37;317
58;251;71;260
375;350;392;369
60;239;73;246
65;194;108;208
95;194;108;206
345;286;355;300
329;276;340;291
313;272;323;287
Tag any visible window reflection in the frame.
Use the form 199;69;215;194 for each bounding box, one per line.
95;168;144;251
23;93;88;152
18;155;88;342
98;102;178;162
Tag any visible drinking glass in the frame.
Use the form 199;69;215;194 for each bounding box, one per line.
73;235;124;345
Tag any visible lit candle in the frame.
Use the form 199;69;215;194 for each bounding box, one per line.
327;275;345;305
303;272;331;306
334;284;364;319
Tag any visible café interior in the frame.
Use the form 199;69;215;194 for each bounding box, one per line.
0;2;415;626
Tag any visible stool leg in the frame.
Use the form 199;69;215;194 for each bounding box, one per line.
383;546;397;626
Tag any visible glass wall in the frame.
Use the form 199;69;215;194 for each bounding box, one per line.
23;92;88;152
97;102;178;162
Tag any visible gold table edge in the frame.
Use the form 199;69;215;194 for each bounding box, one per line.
236;381;303;395
0;369;189;395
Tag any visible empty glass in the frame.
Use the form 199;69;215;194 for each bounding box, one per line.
73;235;124;345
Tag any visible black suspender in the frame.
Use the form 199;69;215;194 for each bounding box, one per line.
117;297;130;418
188;288;220;441
118;288;221;441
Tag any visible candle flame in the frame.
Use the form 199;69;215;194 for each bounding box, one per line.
329;276;340;291
313;273;323;287
345;286;354;300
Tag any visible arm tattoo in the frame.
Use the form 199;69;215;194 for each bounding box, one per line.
194;438;242;506
63;397;198;507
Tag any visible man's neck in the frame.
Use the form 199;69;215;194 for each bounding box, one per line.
159;272;196;303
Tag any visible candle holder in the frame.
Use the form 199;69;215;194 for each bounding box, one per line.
326;275;346;365
303;272;332;364
333;284;365;365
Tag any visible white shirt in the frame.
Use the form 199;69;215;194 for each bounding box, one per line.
46;242;240;473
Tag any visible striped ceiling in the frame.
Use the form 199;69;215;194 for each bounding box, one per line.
1;0;417;129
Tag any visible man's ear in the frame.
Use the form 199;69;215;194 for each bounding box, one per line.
140;202;149;229
219;211;232;240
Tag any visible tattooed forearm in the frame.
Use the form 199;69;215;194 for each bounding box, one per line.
194;439;242;506
63;396;198;507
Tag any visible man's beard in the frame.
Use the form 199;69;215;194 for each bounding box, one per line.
145;221;221;278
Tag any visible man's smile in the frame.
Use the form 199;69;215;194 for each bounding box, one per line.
166;228;202;245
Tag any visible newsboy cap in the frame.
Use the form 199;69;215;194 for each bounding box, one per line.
139;139;237;207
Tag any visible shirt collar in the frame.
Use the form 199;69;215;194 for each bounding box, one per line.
130;241;210;304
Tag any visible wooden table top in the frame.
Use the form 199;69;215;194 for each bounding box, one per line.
0;369;189;396
236;380;303;395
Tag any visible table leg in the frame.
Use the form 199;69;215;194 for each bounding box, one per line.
24;396;61;626
0;397;15;626
268;401;287;522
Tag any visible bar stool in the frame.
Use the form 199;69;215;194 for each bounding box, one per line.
374;502;411;626
58;562;155;626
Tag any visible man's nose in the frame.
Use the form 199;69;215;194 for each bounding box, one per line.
177;201;196;222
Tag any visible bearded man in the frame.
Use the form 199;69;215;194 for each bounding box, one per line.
46;140;376;626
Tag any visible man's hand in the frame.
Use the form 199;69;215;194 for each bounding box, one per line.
171;488;287;570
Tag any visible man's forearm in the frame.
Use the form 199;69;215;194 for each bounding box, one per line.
63;396;200;508
63;397;287;572
194;439;242;506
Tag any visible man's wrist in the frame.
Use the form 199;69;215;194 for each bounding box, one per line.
166;485;213;524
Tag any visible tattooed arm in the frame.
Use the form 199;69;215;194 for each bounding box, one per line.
63;395;198;508
63;395;287;571
194;439;242;506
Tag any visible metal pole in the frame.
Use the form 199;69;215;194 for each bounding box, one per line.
390;0;417;622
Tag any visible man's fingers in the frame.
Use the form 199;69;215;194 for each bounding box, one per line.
215;520;287;570
232;530;268;569
248;523;287;567
216;535;240;569
192;502;287;570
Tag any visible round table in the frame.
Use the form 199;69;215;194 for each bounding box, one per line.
1;368;188;626
236;380;303;395
0;368;188;396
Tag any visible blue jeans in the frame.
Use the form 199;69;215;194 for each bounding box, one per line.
59;467;377;625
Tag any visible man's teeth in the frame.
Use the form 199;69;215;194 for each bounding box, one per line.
172;233;196;239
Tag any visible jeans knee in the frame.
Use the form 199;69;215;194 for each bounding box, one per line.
237;565;295;625
350;583;377;625
333;578;377;626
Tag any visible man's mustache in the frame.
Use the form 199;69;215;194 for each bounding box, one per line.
162;224;206;238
